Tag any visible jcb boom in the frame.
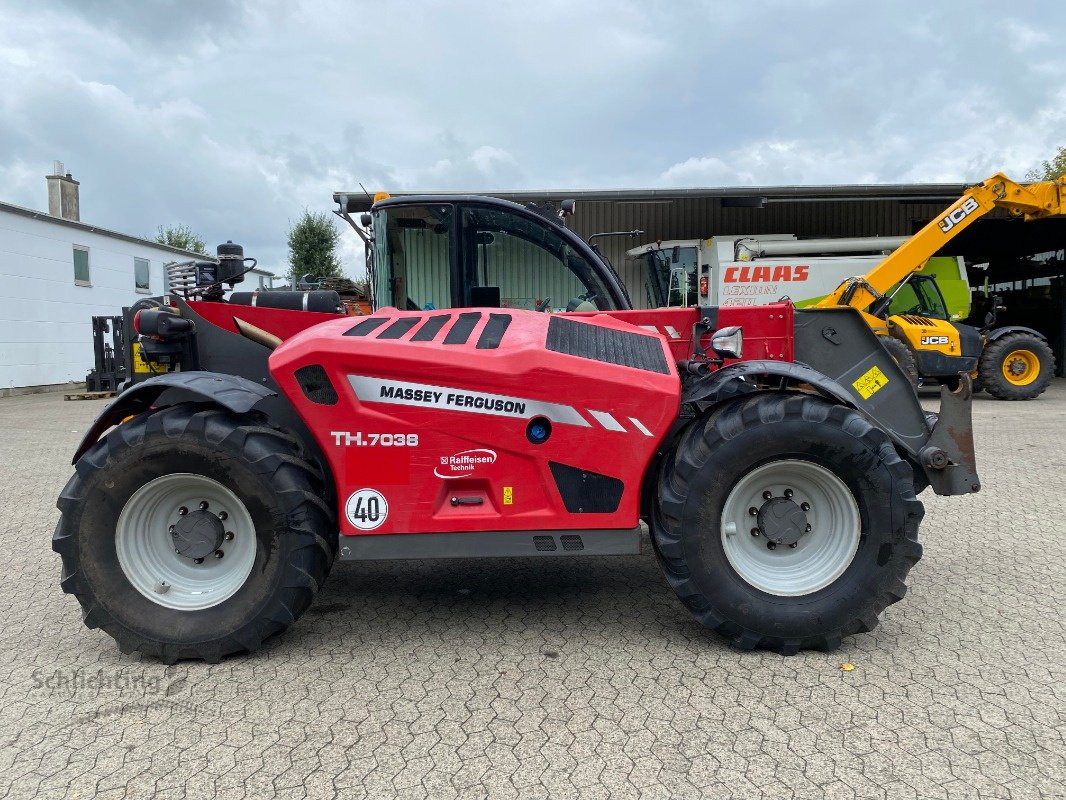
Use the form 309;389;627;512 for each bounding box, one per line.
817;174;1066;399
56;195;979;663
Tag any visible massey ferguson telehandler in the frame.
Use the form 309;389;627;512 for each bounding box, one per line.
56;195;980;663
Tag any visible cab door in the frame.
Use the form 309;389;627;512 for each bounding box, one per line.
371;203;457;310
457;203;621;312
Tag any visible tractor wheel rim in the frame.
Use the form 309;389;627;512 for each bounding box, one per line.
1001;349;1038;386
116;473;257;611
721;460;860;597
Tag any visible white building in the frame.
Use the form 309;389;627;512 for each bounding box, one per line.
0;169;273;392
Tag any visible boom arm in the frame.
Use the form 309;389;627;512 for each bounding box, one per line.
817;173;1066;310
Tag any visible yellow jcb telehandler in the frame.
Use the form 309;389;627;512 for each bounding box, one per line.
817;173;1065;400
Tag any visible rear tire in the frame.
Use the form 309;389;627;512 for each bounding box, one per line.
879;335;919;388
53;404;336;663
978;332;1054;400
652;393;924;654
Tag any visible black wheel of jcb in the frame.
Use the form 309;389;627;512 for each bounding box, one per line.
879;335;919;388
978;332;1055;401
53;404;336;663
652;393;924;654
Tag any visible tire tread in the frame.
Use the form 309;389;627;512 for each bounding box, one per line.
978;332;1055;401
651;392;924;654
53;403;337;662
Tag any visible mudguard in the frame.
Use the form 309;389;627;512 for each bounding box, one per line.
71;372;275;464
681;307;981;497
985;325;1046;343
684;360;859;409
682;357;934;460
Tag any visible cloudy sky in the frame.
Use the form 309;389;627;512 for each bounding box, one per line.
1;0;1063;277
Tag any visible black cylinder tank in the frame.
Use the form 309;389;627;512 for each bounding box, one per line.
229;290;344;314
215;240;247;286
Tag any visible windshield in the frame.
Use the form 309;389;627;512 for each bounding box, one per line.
462;206;614;312
643;245;698;307
888;275;949;320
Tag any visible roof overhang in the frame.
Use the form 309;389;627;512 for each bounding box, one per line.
333;183;971;213
0;199;210;260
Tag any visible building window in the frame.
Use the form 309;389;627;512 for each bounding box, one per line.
134;257;151;293
73;246;90;286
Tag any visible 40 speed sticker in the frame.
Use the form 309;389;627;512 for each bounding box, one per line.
345;488;389;531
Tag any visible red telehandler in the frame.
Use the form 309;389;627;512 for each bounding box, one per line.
56;195;979;662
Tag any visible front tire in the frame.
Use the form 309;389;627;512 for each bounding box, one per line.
53;405;336;663
652;393;924;654
978;332;1054;400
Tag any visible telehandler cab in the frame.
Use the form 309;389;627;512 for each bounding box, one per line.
56;195;979;663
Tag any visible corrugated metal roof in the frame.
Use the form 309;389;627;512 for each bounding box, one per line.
534;195;960;302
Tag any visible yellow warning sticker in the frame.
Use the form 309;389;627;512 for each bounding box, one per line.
503;486;513;506
852;365;889;399
131;341;152;374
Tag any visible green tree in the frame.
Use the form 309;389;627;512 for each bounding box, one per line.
154;223;207;255
288;210;343;285
1026;145;1066;181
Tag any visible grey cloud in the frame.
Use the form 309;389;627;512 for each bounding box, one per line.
0;0;1063;279
41;0;247;42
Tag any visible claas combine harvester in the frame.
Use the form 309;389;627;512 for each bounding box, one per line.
56;191;982;663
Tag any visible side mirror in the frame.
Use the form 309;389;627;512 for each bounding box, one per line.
559;199;576;217
671;245;680;264
359;213;372;228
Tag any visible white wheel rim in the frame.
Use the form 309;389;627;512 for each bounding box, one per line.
115;474;257;611
720;460;860;596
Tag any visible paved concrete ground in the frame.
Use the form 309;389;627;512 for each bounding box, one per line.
0;385;1063;799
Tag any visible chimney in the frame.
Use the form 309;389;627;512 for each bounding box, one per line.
46;161;80;221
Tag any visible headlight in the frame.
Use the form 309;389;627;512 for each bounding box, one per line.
711;326;743;359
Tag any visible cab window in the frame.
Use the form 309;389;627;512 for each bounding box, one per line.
888;276;949;320
645;245;698;307
460;206;612;311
